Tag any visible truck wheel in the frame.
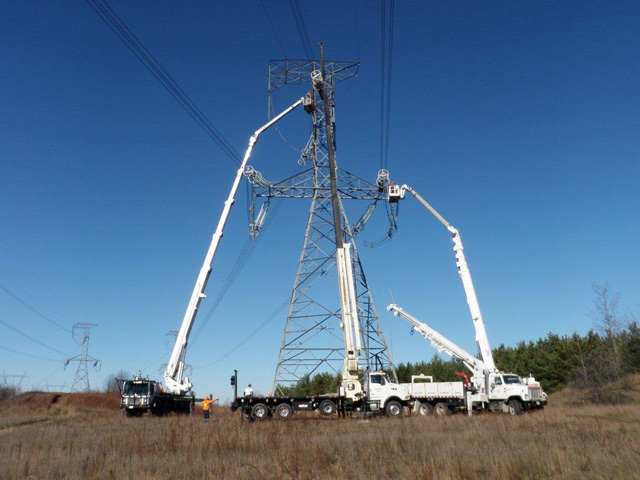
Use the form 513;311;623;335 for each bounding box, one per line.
276;403;293;419
251;403;269;421
508;399;523;416
319;399;336;416
415;402;433;416
434;402;450;416
385;400;403;417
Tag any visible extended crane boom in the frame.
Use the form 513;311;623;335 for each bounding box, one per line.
387;304;487;376
164;97;306;394
389;184;496;371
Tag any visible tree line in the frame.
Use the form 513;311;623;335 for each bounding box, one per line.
277;283;639;401
276;322;639;398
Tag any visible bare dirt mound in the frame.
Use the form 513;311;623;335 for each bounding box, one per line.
3;391;120;411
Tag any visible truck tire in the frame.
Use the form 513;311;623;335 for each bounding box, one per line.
385;400;403;417
251;403;269;421
276;403;293;419
434;402;450;416
508;399;523;416
415;401;433;416
319;399;336;416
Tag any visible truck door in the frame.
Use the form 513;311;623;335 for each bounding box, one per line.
368;374;385;401
490;375;505;399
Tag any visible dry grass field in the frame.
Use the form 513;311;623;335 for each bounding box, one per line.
1;379;639;480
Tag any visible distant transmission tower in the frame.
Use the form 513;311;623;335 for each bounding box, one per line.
42;380;67;393
65;323;101;392
246;46;399;393
1;371;28;389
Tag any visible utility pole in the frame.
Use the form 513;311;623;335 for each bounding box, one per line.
65;323;101;392
245;46;399;393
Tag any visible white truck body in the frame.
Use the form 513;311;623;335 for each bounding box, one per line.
402;375;464;399
404;373;546;416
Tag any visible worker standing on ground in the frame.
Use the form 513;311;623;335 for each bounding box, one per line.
201;395;218;422
243;384;253;397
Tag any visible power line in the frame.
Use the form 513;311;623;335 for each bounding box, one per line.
379;0;396;169
190;161;297;345
259;0;288;58
84;0;242;165
289;0;313;60
379;0;386;169
191;237;255;344
0;344;60;363
0;282;70;333
0;235;66;305
31;363;68;392
352;0;361;62
0;316;70;357
195;299;288;369
384;0;395;167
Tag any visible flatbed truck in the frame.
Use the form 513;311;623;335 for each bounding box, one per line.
230;371;412;420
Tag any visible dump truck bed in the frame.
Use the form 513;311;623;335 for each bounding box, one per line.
401;381;465;398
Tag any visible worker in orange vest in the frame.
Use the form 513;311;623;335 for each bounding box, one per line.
201;394;218;422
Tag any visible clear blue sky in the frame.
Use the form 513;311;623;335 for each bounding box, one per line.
1;1;639;398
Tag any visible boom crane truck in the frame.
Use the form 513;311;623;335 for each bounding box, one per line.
386;184;547;416
119;97;308;416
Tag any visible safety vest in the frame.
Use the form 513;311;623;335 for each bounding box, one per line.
202;399;211;410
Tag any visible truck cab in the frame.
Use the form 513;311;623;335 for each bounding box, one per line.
120;375;194;417
365;371;410;416
120;377;158;417
486;373;547;414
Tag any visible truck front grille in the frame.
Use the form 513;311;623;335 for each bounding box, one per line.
528;387;541;401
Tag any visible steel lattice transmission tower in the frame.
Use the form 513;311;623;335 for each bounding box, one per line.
65;323;101;392
245;50;398;393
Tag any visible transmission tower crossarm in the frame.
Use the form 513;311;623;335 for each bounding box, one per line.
164;97;305;395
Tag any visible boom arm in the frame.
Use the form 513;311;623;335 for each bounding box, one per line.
387;304;487;375
395;185;496;371
164;97;305;394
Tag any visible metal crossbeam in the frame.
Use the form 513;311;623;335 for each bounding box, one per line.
246;167;387;200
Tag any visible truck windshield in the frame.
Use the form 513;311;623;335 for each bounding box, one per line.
123;383;149;395
503;375;522;385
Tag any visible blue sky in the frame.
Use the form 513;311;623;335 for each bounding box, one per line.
1;1;639;398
